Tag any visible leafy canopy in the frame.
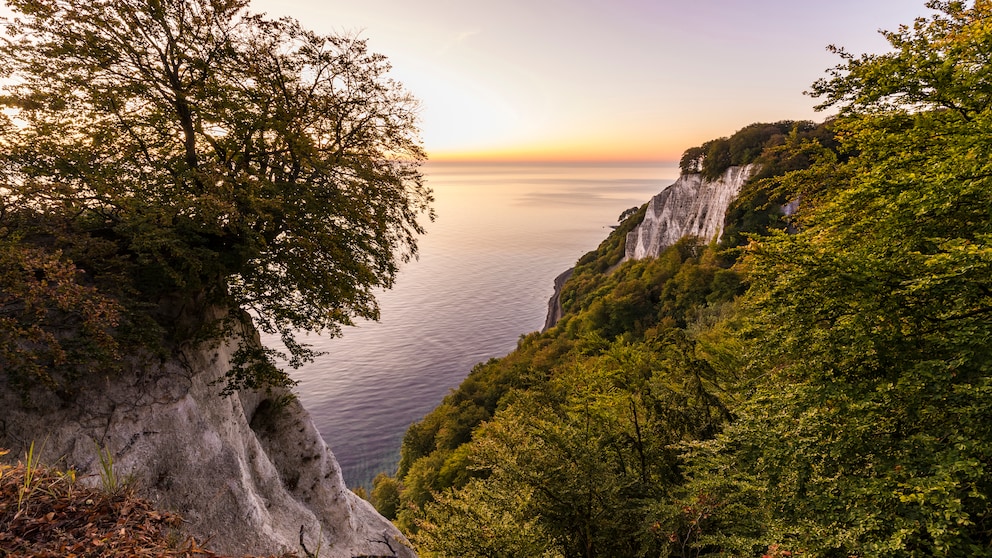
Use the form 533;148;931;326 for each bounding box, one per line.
680;1;992;555
678;120;817;180
384;1;992;556
0;0;432;392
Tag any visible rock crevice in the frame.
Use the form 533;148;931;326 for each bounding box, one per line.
0;318;414;558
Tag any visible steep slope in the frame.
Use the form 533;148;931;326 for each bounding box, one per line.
542;268;574;332
541;165;752;330
624;165;755;261
391;121;846;556
0;311;414;558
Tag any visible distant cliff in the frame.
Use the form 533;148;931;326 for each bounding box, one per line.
542;165;754;330
542;268;575;332
0;309;414;558
624;165;755;260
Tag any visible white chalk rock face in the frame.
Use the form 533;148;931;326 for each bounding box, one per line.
624;165;755;260
0;322;415;558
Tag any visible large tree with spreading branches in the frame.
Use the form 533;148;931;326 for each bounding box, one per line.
0;0;433;394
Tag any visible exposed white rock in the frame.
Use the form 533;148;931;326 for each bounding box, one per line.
542;267;574;332
624;165;755;260
542;165;756;330
0;315;414;558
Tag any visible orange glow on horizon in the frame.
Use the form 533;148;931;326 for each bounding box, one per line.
425;144;681;165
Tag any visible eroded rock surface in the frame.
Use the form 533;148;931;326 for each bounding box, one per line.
542;267;574;332
624;165;755;260
0;324;414;558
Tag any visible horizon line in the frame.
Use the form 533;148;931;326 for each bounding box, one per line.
425;155;680;165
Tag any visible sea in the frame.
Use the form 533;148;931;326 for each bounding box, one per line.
274;161;679;490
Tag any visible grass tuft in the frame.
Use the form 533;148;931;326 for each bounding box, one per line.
95;443;131;495
0;447;298;557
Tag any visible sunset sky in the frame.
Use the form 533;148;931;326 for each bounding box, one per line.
250;0;934;162
2;1;937;163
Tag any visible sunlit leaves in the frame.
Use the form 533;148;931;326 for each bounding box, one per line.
410;337;736;558
681;2;992;554
811;0;992;118
0;0;432;391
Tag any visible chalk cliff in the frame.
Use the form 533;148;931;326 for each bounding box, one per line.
542;267;574;332
0;311;414;558
542;165;754;330
624;165;755;260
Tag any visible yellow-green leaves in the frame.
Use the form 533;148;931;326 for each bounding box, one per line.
683;2;992;555
0;0;432;393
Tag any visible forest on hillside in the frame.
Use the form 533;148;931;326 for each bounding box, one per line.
375;2;992;556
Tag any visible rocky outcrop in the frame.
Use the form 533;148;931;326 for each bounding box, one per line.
624;165;755;260
542;165;755;331
0;314;414;558
542;268;574;332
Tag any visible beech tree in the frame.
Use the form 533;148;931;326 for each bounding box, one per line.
411;338;732;558
680;1;992;555
0;0;432;392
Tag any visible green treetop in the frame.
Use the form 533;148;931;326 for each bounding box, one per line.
681;1;992;555
0;0;433;393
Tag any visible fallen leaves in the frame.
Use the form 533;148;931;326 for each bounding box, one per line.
0;453;297;558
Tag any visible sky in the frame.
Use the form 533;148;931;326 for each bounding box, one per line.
246;0;936;162
3;1;939;163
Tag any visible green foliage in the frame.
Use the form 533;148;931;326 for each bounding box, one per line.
390;203;749;552
370;473;401;520
414;479;561;558
684;372;992;557
402;5;992;556
618;206;640;222
678;121;816;180
0;0;431;393
414;339;734;558
810;0;992;119
677;2;992;555
674;120;846;253
679;146;706;174
719;120;841;249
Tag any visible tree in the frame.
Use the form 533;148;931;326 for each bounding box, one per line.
370;472;401;520
618;206;640;223
679;146;706;174
811;0;992;119
0;0;432;391
411;339;733;558
681;2;992;555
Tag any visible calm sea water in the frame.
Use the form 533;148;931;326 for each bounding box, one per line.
280;161;678;489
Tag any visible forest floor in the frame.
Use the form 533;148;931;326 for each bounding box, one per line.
0;449;297;558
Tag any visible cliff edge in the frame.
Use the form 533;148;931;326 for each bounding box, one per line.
0;315;414;558
542;165;754;331
542;268;575;333
624;165;755;260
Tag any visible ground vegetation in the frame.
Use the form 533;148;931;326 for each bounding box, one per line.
382;2;992;556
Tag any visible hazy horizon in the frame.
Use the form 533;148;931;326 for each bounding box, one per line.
247;0;936;162
0;2;939;162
